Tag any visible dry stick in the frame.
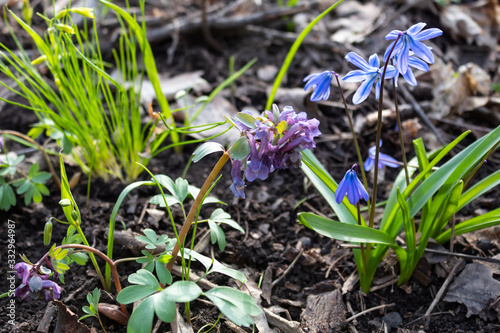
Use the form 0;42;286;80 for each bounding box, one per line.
345;303;396;323
0;130;61;189
166;152;230;272
423;258;464;329
271;248;303;288
201;0;223;53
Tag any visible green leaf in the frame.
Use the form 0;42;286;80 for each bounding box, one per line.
184;249;247;283
128;269;161;288
435;207;500;243
229;137;251;161
209;208;244;233
69;252;88;265
155;260;173;285
151;292;176;323
149;194;180;207
127;296;155;333
164;281;202;303
396;189;414;284
155;175;176;196
208;220;226;252
117;285;159;304
298;213;398;245
204;287;261;327
458;168;500;211
235;112;256;129
174;177;189;203
192;142;225;163
0;183;16;211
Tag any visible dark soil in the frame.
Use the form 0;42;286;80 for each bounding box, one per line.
1;0;500;332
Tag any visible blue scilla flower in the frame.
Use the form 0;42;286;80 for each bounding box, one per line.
335;164;369;205
364;140;400;172
394;52;429;86
303;71;335;101
384;22;443;75
342;52;397;105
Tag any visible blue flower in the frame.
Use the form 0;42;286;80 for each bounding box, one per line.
384;22;442;75
335;164;369;205
394;52;429;86
364;140;400;172
13;262;62;302
303;71;335;101
342;52;398;105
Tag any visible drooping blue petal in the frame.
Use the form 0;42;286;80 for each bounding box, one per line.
352;74;377;105
345;52;372;72
342;70;369;82
353;175;369;202
398;38;411;74
364;156;374;171
415;28;442;41
375;78;382;100
379;153;400;168
409;39;435;64
384;65;398;79
408;56;429;72
346;173;359;205
385;30;402;40
402;67;417;86
407;22;426;35
335;172;350;204
303;71;334;102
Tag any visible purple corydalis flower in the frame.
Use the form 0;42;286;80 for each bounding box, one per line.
13;262;62;302
335;164;369;205
364;140;400;172
303;71;335;102
230;105;321;199
384;22;443;75
343;52;397;105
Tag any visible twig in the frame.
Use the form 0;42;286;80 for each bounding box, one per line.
345;303;396;322
369;277;399;293
271;248;303;288
399;85;447;145
201;0;223;52
263;308;304;333
423;259;464;329
422;248;500;265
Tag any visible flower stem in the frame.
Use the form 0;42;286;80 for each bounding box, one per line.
334;74;371;211
357;202;367;274
368;33;402;229
166;151;231;271
392;76;410;185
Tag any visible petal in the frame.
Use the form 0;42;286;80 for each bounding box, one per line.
384;66;399;79
415;28;443;41
352;75;377;105
345;52;371;71
402;67;417;86
364;157;374;171
354;175;369;202
408;56;429;72
303;73;319;82
343;70;369;82
384;41;396;61
409;39;435;64
397;40;410;74
407;22;426;35
375;77;382;100
335;172;349;204
385;30;402;40
346;173;359;205
379;153;400;168
368;54;380;68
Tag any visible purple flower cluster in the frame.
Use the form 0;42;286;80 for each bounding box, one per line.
230;106;321;199
13;262;62;302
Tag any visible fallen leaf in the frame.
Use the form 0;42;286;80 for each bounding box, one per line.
53;300;92;333
444;263;500;317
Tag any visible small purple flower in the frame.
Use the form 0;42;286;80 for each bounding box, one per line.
384;22;443;75
342;52;398;105
335;164;369;205
230;105;321;199
13;262;61;302
303;71;335;102
364;140;400;172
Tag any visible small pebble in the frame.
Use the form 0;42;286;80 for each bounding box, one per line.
382;312;402;328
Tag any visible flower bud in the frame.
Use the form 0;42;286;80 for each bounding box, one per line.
31;55;47;66
43;220;53;246
70;7;94;19
71;210;79;223
59;199;72;207
55;24;75;34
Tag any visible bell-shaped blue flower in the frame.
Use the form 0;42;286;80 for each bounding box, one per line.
364;140;400;171
342;52;397;105
303;71;335;102
335;164;369;205
230;159;246;199
384;22;443;75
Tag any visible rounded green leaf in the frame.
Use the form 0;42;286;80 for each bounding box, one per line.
229;137;251;161
128;269;160;288
117;285;159;304
192;142;225;163
164;281;202;303
204;287;261;327
152;292;176;323
127;296;154;333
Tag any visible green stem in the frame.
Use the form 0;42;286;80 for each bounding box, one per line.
334;74;370;210
392;76;410;186
167;151;230;271
75;225;107;290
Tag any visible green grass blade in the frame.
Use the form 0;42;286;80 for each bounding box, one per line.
457;169;500;211
265;0;344;110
